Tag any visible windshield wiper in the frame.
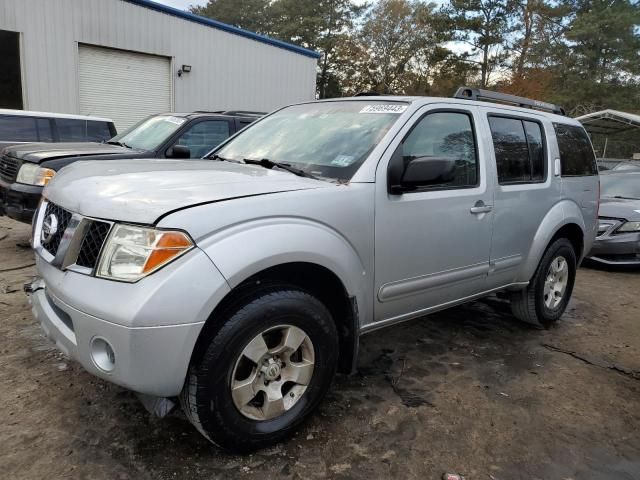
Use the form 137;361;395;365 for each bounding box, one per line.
611;195;640;200
106;140;131;148
243;158;318;180
209;153;239;163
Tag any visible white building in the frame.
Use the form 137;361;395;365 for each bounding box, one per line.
0;0;318;129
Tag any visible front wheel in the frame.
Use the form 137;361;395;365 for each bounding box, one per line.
180;288;338;452
510;238;577;328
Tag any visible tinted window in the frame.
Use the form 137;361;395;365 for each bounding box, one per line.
489;116;545;183
174;120;231;158
524;121;544;180
401;111;478;188
86;121;112;142
56;119;86;142
0;115;40;142
36;118;53;142
554;123;597;176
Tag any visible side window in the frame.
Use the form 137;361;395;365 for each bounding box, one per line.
489;116;546;184
36;118;53;142
0;115;39;142
401;111;478;188
174;120;231;158
86;121;112;142
56;119;87;142
554;123;597;176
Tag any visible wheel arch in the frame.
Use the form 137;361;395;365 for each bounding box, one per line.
190;261;360;376
518;200;586;282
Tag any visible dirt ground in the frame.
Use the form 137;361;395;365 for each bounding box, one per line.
1;215;639;480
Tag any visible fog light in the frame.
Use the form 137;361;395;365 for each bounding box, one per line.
91;337;116;372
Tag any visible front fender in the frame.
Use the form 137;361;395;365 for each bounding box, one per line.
517;199;586;282
196;217;370;324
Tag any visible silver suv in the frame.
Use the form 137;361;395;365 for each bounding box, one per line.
28;89;599;452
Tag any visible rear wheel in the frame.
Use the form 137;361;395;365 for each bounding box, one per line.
510;238;577;328
180;287;338;452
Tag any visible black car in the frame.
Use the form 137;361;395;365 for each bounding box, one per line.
0;111;262;222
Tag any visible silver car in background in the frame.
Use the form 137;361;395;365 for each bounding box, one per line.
27;89;599;452
588;170;640;266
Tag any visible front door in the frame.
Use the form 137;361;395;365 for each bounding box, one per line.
372;106;494;327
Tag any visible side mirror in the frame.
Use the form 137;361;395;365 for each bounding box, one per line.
388;150;457;194
402;156;456;186
166;145;191;159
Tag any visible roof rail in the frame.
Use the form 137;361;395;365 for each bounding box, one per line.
453;87;565;116
222;110;266;117
192;110;265;116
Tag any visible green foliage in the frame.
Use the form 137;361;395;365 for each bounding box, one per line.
192;0;640;117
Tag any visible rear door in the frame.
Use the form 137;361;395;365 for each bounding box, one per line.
481;110;559;287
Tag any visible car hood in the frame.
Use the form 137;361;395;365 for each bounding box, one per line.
4;142;137;162
43;159;330;224
599;197;640;221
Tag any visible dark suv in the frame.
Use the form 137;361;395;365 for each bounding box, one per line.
0;111;262;222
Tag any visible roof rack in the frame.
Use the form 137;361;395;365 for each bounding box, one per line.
453;87;565;116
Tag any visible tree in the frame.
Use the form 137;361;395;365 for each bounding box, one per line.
191;0;272;34
444;0;516;87
270;0;366;98
353;0;446;94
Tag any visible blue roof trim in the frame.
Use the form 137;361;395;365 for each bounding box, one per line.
124;0;321;59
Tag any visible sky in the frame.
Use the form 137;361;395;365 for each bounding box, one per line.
154;0;206;10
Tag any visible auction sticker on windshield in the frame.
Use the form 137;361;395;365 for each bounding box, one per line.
165;116;187;125
359;104;407;114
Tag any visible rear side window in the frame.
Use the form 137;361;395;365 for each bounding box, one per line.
554;123;597;176
56;119;87;142
86;121;113;142
489;116;546;184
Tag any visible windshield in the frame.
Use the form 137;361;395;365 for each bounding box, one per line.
600;174;640;199
109;115;186;151
213;101;407;181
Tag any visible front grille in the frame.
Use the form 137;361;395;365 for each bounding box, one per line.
0;155;20;182
41;202;73;256
76;221;111;269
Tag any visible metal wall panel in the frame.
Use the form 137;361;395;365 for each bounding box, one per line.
0;0;317;116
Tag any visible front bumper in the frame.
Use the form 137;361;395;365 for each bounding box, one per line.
587;231;640;265
28;247;232;397
0;178;42;223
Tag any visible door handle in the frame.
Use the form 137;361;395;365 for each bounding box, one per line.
470;201;492;214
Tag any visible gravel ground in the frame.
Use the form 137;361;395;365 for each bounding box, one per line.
1;215;639;480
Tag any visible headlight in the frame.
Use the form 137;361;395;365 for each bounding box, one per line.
16;163;56;186
616;221;640;233
97;224;193;282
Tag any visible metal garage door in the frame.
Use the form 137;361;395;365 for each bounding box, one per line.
78;44;171;131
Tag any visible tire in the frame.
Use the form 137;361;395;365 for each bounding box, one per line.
510;238;577;328
180;287;338;452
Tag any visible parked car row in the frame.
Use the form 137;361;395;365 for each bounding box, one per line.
24;88;602;451
0;110;262;222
